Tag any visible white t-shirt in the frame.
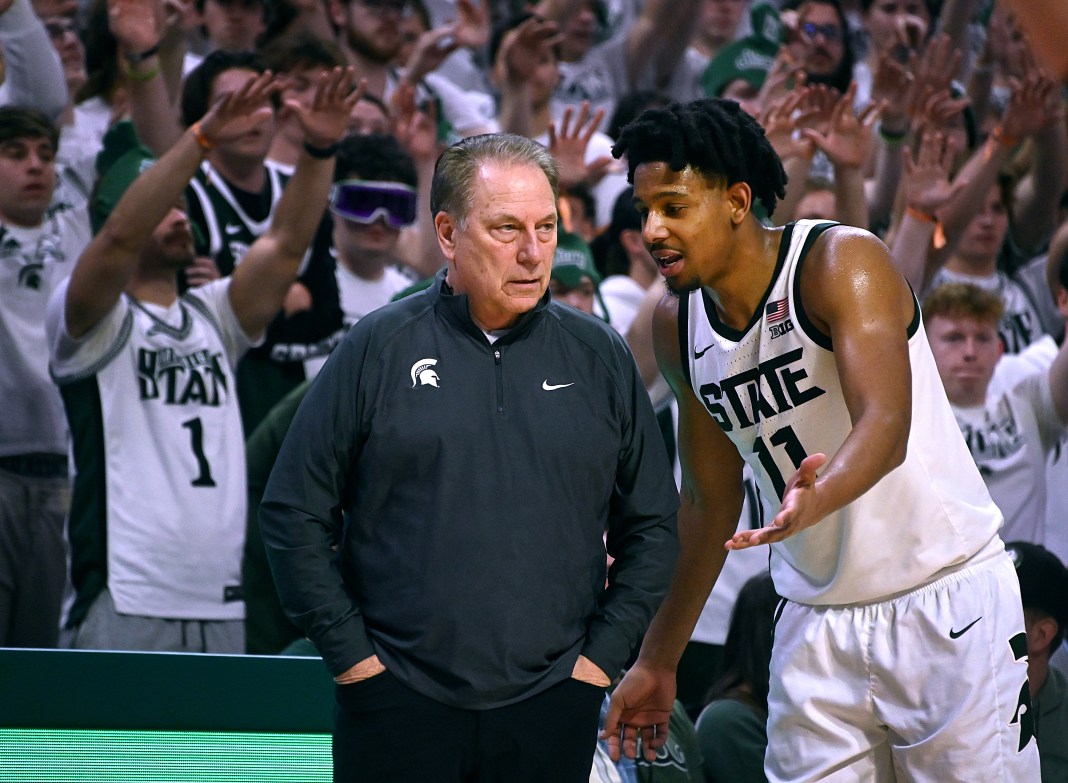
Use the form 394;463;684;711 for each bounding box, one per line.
0;205;91;456
953;337;1065;545
336;261;412;328
599;274;647;336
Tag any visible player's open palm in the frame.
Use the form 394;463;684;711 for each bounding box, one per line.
287;66;364;150
728;453;828;549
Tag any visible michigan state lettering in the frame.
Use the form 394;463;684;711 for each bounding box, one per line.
698;347;826;431
137;347;228;405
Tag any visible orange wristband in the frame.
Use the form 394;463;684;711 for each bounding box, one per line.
991;125;1019;148
905;205;935;224
190;121;214;152
905;206;946;250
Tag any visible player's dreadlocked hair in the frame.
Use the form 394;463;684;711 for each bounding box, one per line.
611;98;788;218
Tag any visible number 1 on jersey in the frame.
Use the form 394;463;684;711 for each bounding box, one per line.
182;417;217;487
753;425;807;501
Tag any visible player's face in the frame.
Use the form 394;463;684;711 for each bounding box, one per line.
926;314;1002;406
0;136;57;228
438;161;558;330
632;162;739;295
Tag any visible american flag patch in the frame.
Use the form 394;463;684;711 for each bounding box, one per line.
766;298;790;324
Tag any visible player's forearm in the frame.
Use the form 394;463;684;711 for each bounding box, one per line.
809;407;909;522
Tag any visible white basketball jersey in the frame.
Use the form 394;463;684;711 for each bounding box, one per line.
49;279;250;620
683;221;1002;605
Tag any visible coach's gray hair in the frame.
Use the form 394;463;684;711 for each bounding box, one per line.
430;133;559;227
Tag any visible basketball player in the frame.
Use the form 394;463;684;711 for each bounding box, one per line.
602;98;1041;782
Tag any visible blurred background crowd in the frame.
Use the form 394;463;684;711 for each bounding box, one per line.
3;0;1068;779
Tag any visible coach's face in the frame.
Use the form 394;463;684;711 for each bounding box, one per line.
436;162;558;331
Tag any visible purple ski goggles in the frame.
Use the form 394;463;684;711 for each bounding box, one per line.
330;180;418;228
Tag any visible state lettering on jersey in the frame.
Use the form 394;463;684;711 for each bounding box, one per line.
698;347;825;432
137;347;228;406
958;397;1024;466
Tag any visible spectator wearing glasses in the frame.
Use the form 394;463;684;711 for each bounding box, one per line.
782;0;855;94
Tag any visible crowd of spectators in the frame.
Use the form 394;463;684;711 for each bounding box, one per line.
2;0;1068;779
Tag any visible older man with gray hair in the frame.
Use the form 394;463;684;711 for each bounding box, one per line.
260;132;679;783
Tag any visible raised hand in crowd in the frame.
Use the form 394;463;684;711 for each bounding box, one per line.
907;34;962;115
400;0;489;85
493;13;558;136
800;83;883;228
390;79;446;279
891;128;966;290
548;101;613;192
800;84;882;172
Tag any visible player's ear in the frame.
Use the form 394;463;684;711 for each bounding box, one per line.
726;182;752;225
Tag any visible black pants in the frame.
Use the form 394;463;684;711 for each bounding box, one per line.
333;671;605;782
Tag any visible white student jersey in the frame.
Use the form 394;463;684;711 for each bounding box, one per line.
683;220;1002;605
47;278;251;620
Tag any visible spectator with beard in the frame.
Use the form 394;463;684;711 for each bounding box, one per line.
781;0;855;95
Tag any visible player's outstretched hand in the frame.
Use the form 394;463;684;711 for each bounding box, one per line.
727;453;828;549
601;663;674;763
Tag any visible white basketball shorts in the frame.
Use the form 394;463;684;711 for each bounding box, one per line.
765;541;1041;782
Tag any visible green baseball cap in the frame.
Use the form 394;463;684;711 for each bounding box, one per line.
90;120;157;235
702;3;783;98
551;229;601;289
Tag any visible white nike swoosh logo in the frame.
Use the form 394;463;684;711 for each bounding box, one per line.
224;224;242;235
542;380;575;391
